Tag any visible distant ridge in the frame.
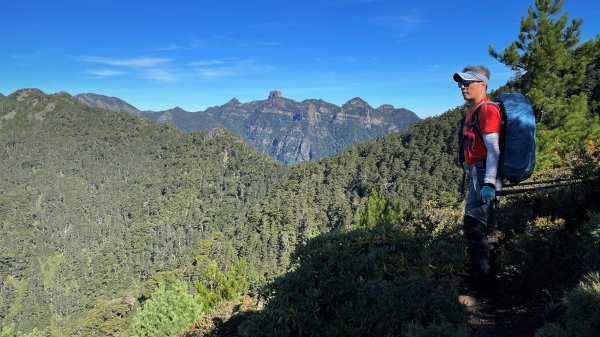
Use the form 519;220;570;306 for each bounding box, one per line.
76;93;143;117
77;90;421;164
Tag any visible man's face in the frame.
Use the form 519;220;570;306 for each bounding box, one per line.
458;80;486;101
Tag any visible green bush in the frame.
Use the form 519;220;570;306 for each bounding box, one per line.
403;321;470;337
534;323;567;337
499;215;583;293
580;211;600;270
500;208;600;296
354;187;409;229
565;272;600;337
132;281;204;337
0;323;46;337
238;223;468;337
195;260;251;310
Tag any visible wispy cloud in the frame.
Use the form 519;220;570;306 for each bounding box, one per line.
211;35;282;49
425;64;441;72
190;59;228;67
372;9;425;34
334;0;391;4
9;52;44;60
154;39;203;51
197;69;235;78
142;68;181;82
246;21;302;29
256;41;282;47
335;57;359;63
77;56;171;68
84;69;125;76
192;59;274;78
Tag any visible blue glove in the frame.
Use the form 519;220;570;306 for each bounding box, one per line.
481;185;496;203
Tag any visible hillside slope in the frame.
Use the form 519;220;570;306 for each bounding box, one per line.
0;89;282;333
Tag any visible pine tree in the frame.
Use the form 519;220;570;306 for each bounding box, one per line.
489;0;600;168
132;281;204;337
195;260;251;310
354;187;406;229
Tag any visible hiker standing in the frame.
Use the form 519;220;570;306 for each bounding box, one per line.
454;65;502;297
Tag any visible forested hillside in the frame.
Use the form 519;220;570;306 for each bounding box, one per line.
0;89;283;334
1;0;600;336
0;87;463;335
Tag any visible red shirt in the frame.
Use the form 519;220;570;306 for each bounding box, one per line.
462;98;501;164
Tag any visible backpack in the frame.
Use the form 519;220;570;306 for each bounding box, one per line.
458;92;536;184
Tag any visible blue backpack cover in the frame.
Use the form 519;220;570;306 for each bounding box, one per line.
458;92;536;184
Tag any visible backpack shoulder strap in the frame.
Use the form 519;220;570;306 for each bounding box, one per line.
470;101;500;135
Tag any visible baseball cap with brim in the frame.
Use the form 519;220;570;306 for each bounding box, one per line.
453;71;488;83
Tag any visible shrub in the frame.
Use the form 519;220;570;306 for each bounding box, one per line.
565;272;600;337
132;281;204;337
195;260;251;311
534;322;567;337
499;216;583;293
403;321;471;337
238;223;468;337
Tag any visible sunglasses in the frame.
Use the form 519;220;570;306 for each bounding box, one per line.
457;80;482;88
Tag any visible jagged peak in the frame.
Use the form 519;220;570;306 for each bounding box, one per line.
9;88;47;99
342;97;371;109
168;106;188;113
225;97;241;106
268;90;283;99
377;104;395;110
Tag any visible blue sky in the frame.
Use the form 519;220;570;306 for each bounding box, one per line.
2;0;599;118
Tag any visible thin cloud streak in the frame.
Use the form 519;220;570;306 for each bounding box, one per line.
190;59;229;67
335;57;359;63
142;68;181;82
154;39;203;51
77;56;171;68
371;9;425;34
192;59;274;78
84;69;125;76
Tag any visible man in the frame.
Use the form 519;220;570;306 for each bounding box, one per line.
454;65;502;299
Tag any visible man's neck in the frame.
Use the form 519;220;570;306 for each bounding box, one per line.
468;94;487;107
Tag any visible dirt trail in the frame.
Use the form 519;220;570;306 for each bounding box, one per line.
463;293;562;337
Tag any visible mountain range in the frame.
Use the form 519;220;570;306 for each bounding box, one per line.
75;91;420;164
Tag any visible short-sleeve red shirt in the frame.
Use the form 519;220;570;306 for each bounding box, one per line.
462;98;501;164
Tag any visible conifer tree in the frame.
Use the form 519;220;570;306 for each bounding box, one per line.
132;281;204;337
489;0;600;168
354;187;406;229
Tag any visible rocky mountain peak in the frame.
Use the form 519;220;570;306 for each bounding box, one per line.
377;104;395;110
168;107;188;113
226;97;241;106
268;90;283;100
342;97;371;109
10;88;46;100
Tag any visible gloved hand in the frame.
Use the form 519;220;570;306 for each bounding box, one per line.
481;185;496;203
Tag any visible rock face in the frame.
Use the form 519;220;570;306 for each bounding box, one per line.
76;93;143;117
79;91;421;164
